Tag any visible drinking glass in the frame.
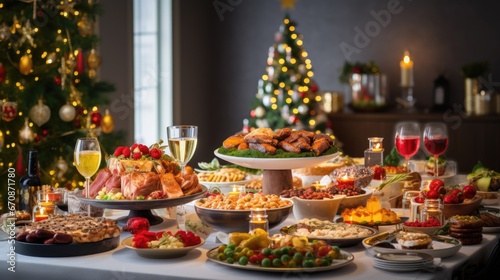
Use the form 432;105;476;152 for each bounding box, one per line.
167;125;198;173
423;122;448;178
394;122;421;173
74;137;101;216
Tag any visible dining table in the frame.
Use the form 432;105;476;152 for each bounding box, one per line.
1;200;498;280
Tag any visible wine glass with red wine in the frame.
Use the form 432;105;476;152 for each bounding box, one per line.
423;122;448;177
395;122;421;173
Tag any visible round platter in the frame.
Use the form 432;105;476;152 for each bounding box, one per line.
206;247;354;272
121;236;205;258
214;150;340;170
76;185;207;225
76;185;207;210
16;236;120;257
362;234;462;258
280;222;378;247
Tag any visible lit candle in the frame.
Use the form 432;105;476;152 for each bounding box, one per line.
35;214;49;221
249;208;269;233
400;51;414;87
229;185;243;196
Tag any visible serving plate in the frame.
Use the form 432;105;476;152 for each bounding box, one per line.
214;150;340;170
206;247;354;272
362;233;462;258
121;236;204;258
280;220;378;247
76;185;207;225
16;236;120;257
480;207;500;233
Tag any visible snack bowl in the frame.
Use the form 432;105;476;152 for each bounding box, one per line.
330;166;374;188
289;195;346;221
338;189;373;214
194;203;293;233
443;196;483;219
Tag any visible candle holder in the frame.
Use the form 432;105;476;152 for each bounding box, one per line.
398;51;416;108
248;208;269;233
229;185;246;197
364;137;384;167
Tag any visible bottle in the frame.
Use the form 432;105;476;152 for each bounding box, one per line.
432;75;450;111
420;198;444;226
18;149;42;214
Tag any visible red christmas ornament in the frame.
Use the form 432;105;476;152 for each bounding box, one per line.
0;62;5;83
250;110;256;118
91;110;102;126
74;119;80;128
289;115;298;124
41;129;49;137
2;101;17;122
310;84;319;93
75;49;85;74
299;92;307;98
54;76;61;85
34;135;41;143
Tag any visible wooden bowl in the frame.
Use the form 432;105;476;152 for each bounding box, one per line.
443;196;483;219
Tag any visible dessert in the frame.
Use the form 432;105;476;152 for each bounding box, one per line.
341;196;400;224
448;215;483;245
425;156;447;176
396;231;433;249
18;214;121;243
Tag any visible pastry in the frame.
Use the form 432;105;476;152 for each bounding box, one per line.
448;215;483;245
396;231;433;249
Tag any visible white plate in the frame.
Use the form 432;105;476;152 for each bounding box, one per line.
373;251;433;263
121;237;204;258
363;234;462;258
199;178;256;188
214;150;340;170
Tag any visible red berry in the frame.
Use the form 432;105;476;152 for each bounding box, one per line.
462;185;477;199
426;189;440;199
150;148;162;159
113;146;125;157
132;152;142;160
138;144;149;154
429;179;444;191
122;147;131;157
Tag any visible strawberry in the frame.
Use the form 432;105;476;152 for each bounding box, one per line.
122;146;131;157
138;144;149;154
150;148;162;159
113;146;126;157
443;193;458;204
123;217;150;234
132;152;142;160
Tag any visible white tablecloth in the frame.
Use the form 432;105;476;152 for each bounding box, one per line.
1;208;498;280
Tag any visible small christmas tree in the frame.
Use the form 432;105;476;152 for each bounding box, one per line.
247;14;331;134
0;0;125;210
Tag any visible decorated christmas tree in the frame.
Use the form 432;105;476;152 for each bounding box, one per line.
247;13;332;134
0;0;124;210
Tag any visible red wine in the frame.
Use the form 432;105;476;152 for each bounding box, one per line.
395;136;420;158
424;137;448;156
18;150;42;213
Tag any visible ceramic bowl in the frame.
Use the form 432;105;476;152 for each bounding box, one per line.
194;203;293;233
443;196;483;219
289;195;346;221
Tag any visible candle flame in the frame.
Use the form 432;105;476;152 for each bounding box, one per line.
403;51;411;63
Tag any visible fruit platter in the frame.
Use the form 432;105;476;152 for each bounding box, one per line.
206;229;354;272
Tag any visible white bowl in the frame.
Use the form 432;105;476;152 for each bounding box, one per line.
290;195;346;221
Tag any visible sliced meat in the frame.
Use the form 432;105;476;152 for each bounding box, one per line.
108;158;125;176
249;142;277;155
122;172;161;200
105;174;121;192
278;140;301;153
223;135;245;149
87;169;112;198
273;128;292;140
311;137;331;156
158;173;184;198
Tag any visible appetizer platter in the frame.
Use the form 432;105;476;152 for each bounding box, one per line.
206;247;354;273
362;231;462;258
121;236;205;259
280;219;378;247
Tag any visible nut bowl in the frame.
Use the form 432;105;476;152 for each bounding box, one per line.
289;195;346;221
443;196;483;219
194;203;293;233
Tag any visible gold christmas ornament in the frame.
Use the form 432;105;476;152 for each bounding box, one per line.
30;99;51;126
59;102;76;122
19;54;33;75
101;109;115;134
66;53;76;73
77;16;93;37
87;49;101;69
88;69;97;79
69;84;83;104
19;118;35;144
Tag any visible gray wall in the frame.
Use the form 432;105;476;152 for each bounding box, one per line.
99;0;500;165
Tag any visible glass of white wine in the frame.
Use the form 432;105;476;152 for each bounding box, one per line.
74;137;101;216
167;125;198;174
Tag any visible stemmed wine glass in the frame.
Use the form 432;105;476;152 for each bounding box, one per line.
394;121;421;173
74;137;101;216
423;122;448;178
167;125;198;174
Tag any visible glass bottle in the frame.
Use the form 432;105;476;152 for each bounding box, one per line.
420;198;444;225
249;208;269;233
18;149;42;213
